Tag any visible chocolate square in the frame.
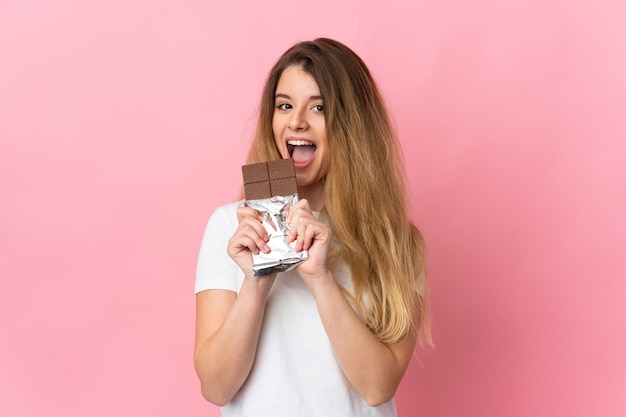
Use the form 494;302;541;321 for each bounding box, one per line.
270;177;298;196
244;181;272;200
242;159;298;200
242;162;269;183
268;158;295;180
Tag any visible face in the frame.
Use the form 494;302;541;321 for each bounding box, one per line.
272;65;330;190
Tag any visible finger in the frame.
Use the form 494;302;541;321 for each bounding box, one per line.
239;216;270;243
287;220;297;243
229;232;267;256
234;221;271;253
288;209;309;244
301;223;319;251
294;198;311;213
293;215;316;251
237;206;262;223
286;210;299;242
287;199;311;225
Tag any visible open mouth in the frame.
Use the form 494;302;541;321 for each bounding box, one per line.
287;139;317;166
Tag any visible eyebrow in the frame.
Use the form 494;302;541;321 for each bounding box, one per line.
275;93;323;101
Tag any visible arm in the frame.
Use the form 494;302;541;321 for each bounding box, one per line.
288;200;417;406
308;276;417;407
193;207;276;406
193;276;274;405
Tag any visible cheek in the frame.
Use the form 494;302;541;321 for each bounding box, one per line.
272;112;286;131
316;120;327;140
271;119;280;143
323;148;332;170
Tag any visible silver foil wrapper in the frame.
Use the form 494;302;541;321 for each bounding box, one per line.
245;194;308;277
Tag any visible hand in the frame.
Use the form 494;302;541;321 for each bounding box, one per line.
227;206;272;278
287;199;333;283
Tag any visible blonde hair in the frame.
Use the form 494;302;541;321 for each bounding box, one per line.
244;38;431;346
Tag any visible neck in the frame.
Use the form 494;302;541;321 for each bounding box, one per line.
298;181;324;211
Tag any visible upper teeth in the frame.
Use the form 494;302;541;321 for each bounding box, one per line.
288;140;313;146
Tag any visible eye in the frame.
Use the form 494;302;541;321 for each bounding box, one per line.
312;104;324;112
276;103;292;110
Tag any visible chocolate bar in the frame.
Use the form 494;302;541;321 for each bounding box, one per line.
242;159;298;200
241;158;307;276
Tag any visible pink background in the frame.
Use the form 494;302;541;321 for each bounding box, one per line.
1;1;625;416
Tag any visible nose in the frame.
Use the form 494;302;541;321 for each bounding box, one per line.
288;109;308;131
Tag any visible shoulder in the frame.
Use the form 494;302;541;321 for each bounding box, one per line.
205;200;243;232
197;200;243;255
195;200;244;294
211;200;242;219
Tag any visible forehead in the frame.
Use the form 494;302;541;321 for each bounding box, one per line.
275;66;321;97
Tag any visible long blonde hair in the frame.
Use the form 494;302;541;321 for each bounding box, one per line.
244;38;430;346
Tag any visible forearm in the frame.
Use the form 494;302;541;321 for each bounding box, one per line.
194;276;273;405
309;274;414;406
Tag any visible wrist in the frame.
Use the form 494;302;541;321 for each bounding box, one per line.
241;273;276;299
306;271;337;296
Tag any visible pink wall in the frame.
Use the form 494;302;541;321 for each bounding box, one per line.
1;1;624;416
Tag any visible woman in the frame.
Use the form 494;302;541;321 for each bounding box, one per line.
194;38;430;417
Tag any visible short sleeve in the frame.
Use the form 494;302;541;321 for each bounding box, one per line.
195;202;244;294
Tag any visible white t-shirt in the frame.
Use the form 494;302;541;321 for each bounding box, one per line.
195;201;397;417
